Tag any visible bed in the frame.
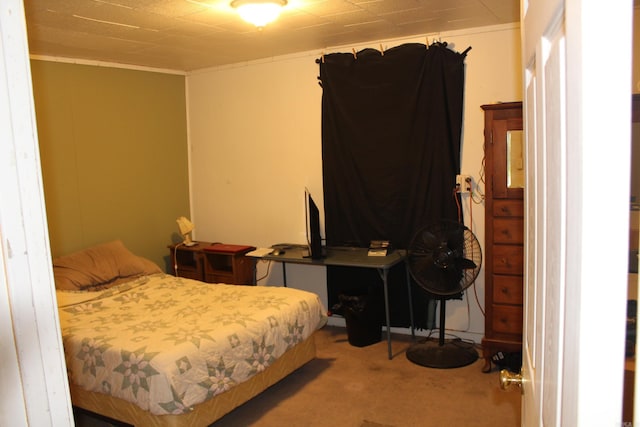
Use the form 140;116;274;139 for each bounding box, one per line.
53;240;327;426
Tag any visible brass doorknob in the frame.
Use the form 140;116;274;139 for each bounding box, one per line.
499;369;524;393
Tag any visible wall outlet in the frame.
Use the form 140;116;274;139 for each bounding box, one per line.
456;174;472;193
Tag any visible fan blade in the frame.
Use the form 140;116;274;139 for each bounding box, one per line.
410;251;435;266
412;259;444;288
428;267;464;295
456;257;477;269
423;268;451;293
412;255;437;277
446;228;465;252
444;265;464;286
413;257;465;295
419;230;441;251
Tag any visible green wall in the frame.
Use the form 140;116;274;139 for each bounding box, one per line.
31;60;190;270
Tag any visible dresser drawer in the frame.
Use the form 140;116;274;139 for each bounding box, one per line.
493;218;524;244
492;275;523;304
493;200;524;217
492;245;524;275
491;305;523;335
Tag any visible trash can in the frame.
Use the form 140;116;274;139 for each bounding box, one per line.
336;293;383;347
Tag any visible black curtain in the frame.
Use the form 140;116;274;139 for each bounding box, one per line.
318;42;468;329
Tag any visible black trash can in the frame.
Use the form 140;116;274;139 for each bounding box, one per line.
337;293;383;347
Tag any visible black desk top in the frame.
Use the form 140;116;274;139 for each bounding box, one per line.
258;246;406;270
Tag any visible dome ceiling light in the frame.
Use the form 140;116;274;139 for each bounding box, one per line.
231;0;288;28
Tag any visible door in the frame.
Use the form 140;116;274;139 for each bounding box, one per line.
0;1;74;425
521;1;632;425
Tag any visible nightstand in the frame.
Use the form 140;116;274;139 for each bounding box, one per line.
202;244;256;285
168;241;208;281
168;242;256;285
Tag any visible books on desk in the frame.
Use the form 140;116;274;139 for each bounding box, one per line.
368;240;391;257
246;248;275;257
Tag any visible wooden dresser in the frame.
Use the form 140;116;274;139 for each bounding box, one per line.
481;102;524;372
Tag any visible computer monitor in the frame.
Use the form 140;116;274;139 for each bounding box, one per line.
305;188;323;260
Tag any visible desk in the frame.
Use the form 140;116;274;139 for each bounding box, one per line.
254;246;415;359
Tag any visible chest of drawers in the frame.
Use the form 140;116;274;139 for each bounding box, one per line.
481;102;524;372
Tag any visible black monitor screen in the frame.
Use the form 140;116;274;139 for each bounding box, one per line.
306;189;323;259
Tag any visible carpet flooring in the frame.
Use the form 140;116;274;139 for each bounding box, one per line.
75;326;521;427
212;326;520;427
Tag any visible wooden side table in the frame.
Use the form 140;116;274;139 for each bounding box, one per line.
168;242;256;285
168;241;208;281
202;244;256;285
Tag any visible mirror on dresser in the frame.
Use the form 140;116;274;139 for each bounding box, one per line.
507;130;524;189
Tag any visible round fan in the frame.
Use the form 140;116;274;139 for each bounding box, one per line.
406;220;482;368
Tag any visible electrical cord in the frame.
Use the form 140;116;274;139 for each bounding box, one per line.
453;186;462;222
471;151;487;204
427;325;479;348
255;259;273;284
172;242;184;276
470;186;485;204
465;192;486;318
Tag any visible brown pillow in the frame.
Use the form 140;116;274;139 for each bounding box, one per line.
53;240;161;290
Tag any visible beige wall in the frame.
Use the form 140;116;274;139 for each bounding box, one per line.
186;23;523;341
31;60;190;270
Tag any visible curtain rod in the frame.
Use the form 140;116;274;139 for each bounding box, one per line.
317;42;472;63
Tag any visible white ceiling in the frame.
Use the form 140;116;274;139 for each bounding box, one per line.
24;0;520;72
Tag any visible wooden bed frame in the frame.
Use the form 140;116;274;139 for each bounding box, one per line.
70;334;317;427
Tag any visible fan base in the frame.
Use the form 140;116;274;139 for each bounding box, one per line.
406;338;478;369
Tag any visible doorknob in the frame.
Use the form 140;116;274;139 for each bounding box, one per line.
500;368;524;393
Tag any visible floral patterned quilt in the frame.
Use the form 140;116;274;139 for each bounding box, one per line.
56;274;327;415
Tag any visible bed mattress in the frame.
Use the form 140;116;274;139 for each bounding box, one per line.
56;274;327;416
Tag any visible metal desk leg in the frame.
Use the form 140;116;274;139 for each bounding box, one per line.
253;261;257;285
381;268;392;359
281;262;287;287
405;261;415;339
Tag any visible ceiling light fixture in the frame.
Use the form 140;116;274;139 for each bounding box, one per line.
231;0;287;28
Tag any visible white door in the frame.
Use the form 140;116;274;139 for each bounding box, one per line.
0;1;74;425
521;0;632;425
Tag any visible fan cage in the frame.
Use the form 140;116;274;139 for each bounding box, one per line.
407;221;482;297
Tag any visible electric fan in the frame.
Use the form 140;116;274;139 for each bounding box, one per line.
406;220;482;368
